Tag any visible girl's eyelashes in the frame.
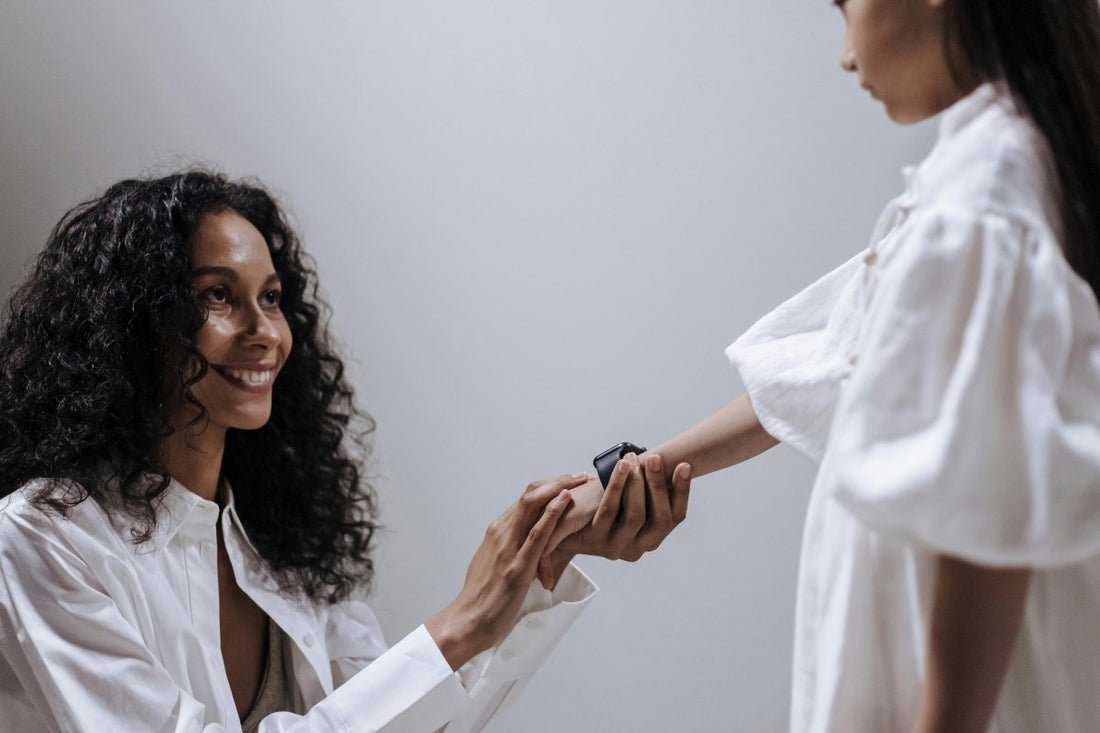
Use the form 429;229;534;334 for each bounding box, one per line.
262;289;282;307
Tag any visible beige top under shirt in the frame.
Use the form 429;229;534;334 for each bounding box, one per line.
241;620;291;732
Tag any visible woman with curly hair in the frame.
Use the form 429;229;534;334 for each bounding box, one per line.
0;171;691;732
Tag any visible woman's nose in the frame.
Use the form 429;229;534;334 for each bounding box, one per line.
242;307;281;348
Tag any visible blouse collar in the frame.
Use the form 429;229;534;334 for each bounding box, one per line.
937;81;1008;144
899;81;1014;203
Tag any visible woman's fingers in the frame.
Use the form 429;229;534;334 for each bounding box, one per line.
633;455;689;553
516;489;573;569
592;458;629;535
639;453;673;544
514;474;588;529
670;462;692;524
544;477;602;553
608;455;648;560
618;453;647;536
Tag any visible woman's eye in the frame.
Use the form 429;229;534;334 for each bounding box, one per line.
203;286;229;304
263;289;282;307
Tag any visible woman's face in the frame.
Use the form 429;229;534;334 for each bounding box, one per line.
177;208;293;433
836;0;963;123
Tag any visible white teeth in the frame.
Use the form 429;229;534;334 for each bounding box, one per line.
224;368;272;385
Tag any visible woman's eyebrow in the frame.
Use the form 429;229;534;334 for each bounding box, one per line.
190;266;280;286
191;265;239;280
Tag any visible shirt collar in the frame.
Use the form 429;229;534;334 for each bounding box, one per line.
899;81;1013;203
937;81;1007;144
219;484;265;558
103;473;221;552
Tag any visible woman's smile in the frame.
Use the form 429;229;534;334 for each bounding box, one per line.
211;364;277;393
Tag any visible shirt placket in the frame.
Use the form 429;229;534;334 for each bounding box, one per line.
844;169;920;380
177;501;234;714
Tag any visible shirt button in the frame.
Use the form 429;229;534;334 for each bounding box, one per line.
500;647;516;661
862;250;879;266
525;617;546;631
303;633;316;648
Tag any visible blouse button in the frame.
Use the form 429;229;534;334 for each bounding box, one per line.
500;647;516;661
863;250;879;266
302;633;316;648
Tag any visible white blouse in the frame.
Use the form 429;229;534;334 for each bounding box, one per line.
728;84;1100;732
0;477;596;732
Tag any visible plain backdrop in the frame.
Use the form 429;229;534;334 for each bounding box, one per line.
0;2;937;730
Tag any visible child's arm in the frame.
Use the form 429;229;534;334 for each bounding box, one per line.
545;393;779;553
646;392;779;483
913;556;1031;733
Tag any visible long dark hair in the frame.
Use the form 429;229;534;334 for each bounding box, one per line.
944;0;1100;303
0;170;377;603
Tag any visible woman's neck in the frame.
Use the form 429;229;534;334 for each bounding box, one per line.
156;424;227;503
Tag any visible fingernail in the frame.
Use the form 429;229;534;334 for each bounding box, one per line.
616;459;629;474
558;489;572;504
646;454;663;472
627;453;639;467
677;463;692;480
572;473;587;479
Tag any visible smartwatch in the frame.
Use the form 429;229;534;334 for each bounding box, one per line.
592;442;647;488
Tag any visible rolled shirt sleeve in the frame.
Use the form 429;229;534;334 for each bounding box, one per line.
322;565;597;733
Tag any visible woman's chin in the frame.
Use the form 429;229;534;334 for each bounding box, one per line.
217;406;274;432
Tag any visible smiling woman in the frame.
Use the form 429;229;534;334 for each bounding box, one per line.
0;170;691;731
174;211;293;441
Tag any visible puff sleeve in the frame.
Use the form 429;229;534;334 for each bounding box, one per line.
829;207;1100;567
726;253;865;463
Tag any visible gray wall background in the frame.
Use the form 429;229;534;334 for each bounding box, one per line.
0;2;936;730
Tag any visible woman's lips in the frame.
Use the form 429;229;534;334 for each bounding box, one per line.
211;365;275;394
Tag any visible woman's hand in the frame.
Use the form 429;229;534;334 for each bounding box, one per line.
425;474;587;670
537;452;692;589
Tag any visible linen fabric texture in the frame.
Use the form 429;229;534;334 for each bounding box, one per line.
727;83;1100;732
0;477;596;732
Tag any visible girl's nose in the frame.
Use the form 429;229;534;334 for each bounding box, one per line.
840;46;857;73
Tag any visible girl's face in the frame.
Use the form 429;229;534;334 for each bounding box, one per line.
836;0;965;123
176;209;293;434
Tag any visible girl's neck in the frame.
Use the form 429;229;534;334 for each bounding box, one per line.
156;424;227;503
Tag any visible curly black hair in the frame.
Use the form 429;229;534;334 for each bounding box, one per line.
0;170;377;603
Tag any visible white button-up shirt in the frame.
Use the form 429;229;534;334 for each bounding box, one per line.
0;477;596;732
728;84;1100;731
